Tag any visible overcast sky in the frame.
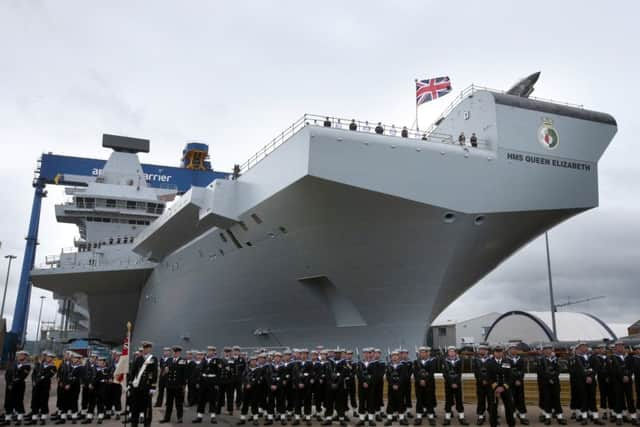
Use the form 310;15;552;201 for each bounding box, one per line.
0;1;638;341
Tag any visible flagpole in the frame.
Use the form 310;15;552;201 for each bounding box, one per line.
414;78;419;131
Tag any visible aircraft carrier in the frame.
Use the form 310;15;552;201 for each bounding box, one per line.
30;74;617;350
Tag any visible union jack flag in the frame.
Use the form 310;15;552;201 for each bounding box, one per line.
416;76;452;105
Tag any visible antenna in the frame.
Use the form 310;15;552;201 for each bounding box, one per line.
555;295;606;308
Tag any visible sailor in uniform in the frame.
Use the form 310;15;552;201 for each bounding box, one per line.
632;346;640;424
186;351;197;407
371;349;386;422
128;341;158;427
80;354;97;424
609;342;637;426
441;346;467;426
384;350;408;426
507;344;529;425
355;348;376;427
472;344;491;426
3;350;32;426
266;352;287;426
238;355;263;426
160;346;187;424
83;356;111;425
537;344;567;425
399;349;413;421
312;350;327;421
486;345;515;427
322;348;349;427
55;352;83;425
51;352;71;422
293;349;314;426
413;346;436;426
344;350;357;418
591;344;610;421
570;342;603;425
26;351;57;426
189;351;205;411
194;347;222;424
232;346;247;412
155;348;172;407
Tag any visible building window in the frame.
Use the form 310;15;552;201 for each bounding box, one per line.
438;327;447;337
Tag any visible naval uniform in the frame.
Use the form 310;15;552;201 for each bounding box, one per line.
413;357;437;424
472;356;492;422
265;362;288;424
232;356;247;411
4;359;32;423
57;362;83;423
313;360;328;416
294;360;315;422
29;361;57;423
592;353;611;417
322;358;350;425
385;363;408;425
441;357;464;421
570;353;599;422
608;352;636;424
355;360;376;423
155;356;170;407
80;362;96;421
536;355;565;423
486;357;515;427
128;353;158;427
195;356;224;422
162;356;187;422
630;353;640;418
239;365;264;424
508;355;528;422
371;358;386;418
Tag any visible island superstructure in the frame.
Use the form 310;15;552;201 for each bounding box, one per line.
32;76;617;349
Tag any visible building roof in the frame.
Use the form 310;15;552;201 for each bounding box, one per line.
486;310;618;343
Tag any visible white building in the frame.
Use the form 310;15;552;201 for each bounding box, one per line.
485;310;622;344
429;312;501;349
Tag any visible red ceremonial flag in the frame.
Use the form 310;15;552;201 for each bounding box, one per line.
113;323;131;384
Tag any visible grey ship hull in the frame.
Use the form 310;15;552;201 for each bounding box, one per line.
32;89;617;348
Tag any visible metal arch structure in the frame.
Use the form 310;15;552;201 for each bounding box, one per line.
3;151;229;359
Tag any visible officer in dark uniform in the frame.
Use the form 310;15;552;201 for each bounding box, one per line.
55;352;83;425
609;342;637;426
218;347;235;416
238;355;263;426
3;350;32;426
472;344;491;426
266;352;287;426
537;344;567;425
591;344;610;421
486;345;515;427
441;346;467;426
160;346;187;424
371;349;386;422
282;350;296;419
507;344;529;425
194;346;223;424
293;349;314;426
106;350;123;420
413;347;436;427
384;350;408;426
128;341;158;427
155;348;172;407
355;348;376;427
570;342;603;425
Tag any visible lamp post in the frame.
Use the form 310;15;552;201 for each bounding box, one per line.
1;254;17;320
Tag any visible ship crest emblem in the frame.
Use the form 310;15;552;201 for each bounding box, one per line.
538;118;559;150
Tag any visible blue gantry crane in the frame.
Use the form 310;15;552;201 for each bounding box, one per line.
3;138;230;358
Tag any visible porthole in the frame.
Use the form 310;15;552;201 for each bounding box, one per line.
442;212;456;224
474;215;486;225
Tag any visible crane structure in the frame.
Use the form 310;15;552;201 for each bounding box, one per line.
3;139;229;358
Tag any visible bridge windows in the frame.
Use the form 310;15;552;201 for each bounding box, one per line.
106;199;116;208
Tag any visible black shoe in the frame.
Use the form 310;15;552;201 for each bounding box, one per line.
71;420;76;425
322;422;332;427
558;419;567;426
594;420;605;426
340;422;347;427
54;421;65;426
211;419;218;425
476;419;483;426
97;419;102;425
254;421;260;426
39;421;45;426
443;420;451;426
383;422;391;427
159;420;170;424
520;419;529;426
459;420;469;426
357;422;365;426
370;421;377;427
615;421;622;426
16;422;22;426
292;421;300;426
544;420;551;426
408;414;414;420
264;421;273;426
177;420;183;424
400;420;409;426
237;421;246;426
281;420;287;426
631;420;639;427
581;420;588;426
81;420;91;425
429;420;436;427
194;418;203;423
